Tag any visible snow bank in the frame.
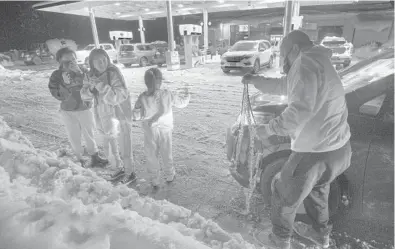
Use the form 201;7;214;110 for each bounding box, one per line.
0;116;257;249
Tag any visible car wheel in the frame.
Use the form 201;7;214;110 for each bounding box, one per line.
268;56;274;68
222;68;231;74
113;60;118;64
32;56;42;65
259;156;342;219
139;57;148;67
252;59;260;74
123;63;132;68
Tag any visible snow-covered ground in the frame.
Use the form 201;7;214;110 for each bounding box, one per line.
0;63;392;249
0;104;258;248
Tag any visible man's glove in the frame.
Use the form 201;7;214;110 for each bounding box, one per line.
255;124;273;140
242;73;254;84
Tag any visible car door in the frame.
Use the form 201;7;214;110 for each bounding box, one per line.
103;44;116;61
361;91;394;226
259;42;270;65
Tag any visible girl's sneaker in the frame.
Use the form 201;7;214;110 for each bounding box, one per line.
121;172;137;185
110;169;126;181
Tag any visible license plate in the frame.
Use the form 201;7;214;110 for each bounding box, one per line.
229;62;237;66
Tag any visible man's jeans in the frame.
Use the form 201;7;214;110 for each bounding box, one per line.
271;141;352;239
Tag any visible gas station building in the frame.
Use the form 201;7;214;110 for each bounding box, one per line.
33;0;393;70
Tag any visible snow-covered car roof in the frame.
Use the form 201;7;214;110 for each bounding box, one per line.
322;36;347;42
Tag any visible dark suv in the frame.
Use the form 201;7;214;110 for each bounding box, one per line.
226;49;394;244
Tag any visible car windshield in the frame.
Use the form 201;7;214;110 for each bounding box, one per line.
84;45;95;50
322;40;346;46
230;42;258;52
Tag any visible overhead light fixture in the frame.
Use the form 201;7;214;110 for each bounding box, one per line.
178;4;184;7
115;12;121;15
114;2;120;6
119;14;135;18
146;11;162;15
145;8;150;11
179;7;195;11
216;3;236;7
218;0;225;3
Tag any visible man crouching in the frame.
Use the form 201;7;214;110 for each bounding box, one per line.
243;30;352;249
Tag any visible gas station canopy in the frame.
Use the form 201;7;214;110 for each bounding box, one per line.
33;0;357;21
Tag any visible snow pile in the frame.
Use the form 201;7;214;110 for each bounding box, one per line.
0;116;257;249
0;65;50;81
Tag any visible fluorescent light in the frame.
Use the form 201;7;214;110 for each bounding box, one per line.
179;7;195;11
114;2;120;6
178;4;184;7
216;4;236;7
145;8;150;11
146;11;162;15
115;12;121;15
119;14;135;18
218;0;225;3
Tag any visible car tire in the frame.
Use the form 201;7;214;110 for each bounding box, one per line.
113;60;118;64
268;56;274;68
252;59;260;74
32;56;42;65
259;156;343;219
222;68;231;74
123;63;132;68
139;57;148;67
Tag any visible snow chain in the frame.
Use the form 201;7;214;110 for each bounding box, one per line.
237;83;263;215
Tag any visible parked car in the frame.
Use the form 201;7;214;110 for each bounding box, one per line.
150;42;168;67
23;43;54;65
321;36;354;69
117;43;156;67
225;49;394;243
76;43;117;66
220;40;274;74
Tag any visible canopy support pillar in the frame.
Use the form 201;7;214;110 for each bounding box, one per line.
203;8;209;52
138;16;146;44
165;0;180;70
283;0;293;37
88;7;100;48
166;0;175;52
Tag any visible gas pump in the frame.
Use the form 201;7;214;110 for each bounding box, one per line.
109;31;133;50
179;24;202;68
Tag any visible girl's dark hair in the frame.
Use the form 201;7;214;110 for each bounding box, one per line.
88;48;112;75
144;67;163;88
56;47;76;62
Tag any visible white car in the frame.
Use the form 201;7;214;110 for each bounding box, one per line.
220;40;274;74
321;36;354;68
75;43;118;65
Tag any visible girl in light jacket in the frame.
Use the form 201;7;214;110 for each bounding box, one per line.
81;48;136;184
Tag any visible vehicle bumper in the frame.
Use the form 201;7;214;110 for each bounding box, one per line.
152;57;166;65
118;57;138;65
331;55;352;64
221;59;255;70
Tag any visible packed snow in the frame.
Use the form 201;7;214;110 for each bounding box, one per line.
0;116;258;249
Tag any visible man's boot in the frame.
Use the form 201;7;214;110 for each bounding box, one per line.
91;152;109;167
294;222;330;248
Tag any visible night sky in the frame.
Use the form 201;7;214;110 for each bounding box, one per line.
0;1;175;51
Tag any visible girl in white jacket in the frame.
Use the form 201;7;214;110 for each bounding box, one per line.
132;68;190;188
